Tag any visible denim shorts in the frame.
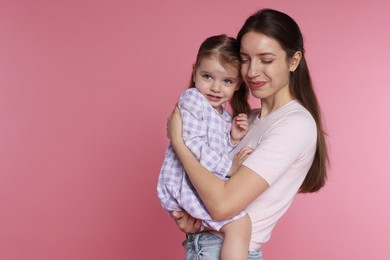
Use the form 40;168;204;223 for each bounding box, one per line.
182;232;263;260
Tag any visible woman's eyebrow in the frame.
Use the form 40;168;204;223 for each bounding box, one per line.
240;52;276;56
258;52;276;57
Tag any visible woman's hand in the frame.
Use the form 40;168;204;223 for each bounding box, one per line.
172;211;202;233
167;106;183;143
227;146;254;177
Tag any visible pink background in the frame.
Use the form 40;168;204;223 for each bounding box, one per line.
1;0;389;259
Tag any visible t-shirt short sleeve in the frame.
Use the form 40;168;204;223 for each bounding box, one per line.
242;111;317;185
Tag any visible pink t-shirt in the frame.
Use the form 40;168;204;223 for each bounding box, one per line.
229;100;317;251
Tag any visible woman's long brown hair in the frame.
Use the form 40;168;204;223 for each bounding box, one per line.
237;9;329;192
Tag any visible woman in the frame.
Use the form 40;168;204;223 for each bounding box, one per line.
168;8;328;259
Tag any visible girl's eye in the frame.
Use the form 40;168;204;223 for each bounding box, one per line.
240;58;249;64
224;79;233;84
261;60;273;64
203;74;212;80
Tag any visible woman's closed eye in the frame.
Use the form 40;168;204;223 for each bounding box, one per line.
261;59;273;64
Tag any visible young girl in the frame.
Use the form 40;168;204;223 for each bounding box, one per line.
157;34;252;259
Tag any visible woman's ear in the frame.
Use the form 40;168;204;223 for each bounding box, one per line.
289;51;302;72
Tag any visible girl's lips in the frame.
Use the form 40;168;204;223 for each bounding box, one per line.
248;81;266;89
206;94;221;101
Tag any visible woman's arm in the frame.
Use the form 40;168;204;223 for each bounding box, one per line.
168;107;269;220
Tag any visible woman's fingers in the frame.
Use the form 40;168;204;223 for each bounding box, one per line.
172;211;201;233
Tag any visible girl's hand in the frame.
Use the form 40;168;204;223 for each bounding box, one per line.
172;211;202;233
231;113;249;144
167;106;183;143
227;146;254;177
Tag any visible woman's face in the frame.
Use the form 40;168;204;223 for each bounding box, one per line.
240;31;296;102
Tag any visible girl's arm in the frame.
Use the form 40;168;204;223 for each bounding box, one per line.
230;113;249;145
168;107;269;220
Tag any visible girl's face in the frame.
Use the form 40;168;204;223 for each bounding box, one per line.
193;56;240;113
239;31;299;103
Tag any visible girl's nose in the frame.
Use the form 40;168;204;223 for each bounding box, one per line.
210;82;221;92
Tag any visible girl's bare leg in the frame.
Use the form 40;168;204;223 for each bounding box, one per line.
220;214;251;260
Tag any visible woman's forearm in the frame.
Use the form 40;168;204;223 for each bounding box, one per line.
171;136;269;220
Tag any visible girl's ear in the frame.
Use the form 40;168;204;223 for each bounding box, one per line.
289;51;302;72
192;64;196;82
235;80;242;91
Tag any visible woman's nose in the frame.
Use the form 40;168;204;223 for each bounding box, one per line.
247;60;261;78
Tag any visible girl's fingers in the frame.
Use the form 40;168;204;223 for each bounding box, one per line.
238;146;254;158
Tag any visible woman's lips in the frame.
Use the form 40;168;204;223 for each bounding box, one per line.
248;81;266;89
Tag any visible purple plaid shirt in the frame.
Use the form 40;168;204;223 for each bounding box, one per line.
157;88;246;231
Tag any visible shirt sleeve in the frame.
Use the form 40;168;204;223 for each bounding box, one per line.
242;111;317;185
178;88;232;177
